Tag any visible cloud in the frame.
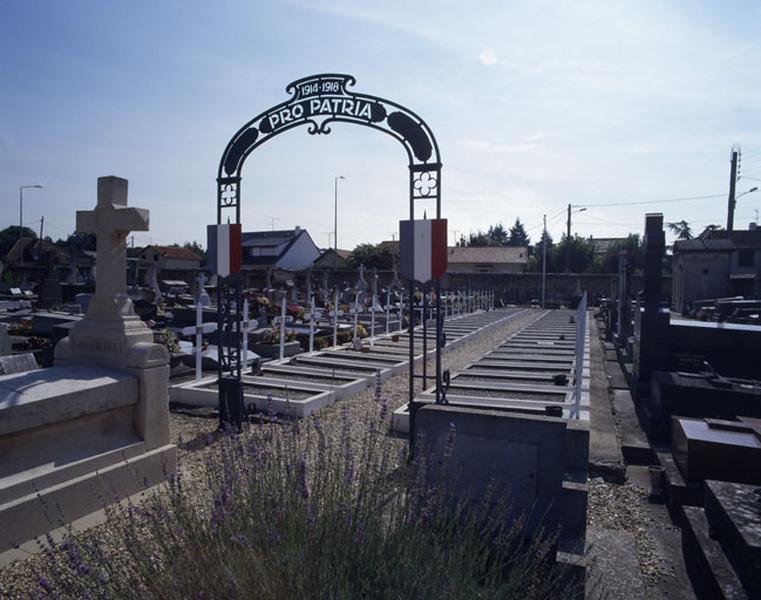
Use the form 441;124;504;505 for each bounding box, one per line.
479;48;497;66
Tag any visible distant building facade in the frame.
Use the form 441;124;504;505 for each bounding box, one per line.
446;246;528;274
672;226;761;313
241;227;320;272
138;245;202;270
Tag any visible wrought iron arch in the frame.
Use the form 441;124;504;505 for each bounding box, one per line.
216;73;441;224
215;73;444;453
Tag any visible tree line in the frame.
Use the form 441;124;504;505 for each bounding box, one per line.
343;218;644;274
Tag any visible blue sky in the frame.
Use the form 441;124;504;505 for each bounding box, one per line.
2;0;761;250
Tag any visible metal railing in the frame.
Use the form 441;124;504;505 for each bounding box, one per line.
571;291;587;419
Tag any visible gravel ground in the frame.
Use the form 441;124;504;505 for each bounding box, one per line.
0;309;543;597
587;477;680;587
446;388;565;402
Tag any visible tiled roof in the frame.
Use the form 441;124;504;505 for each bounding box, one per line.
242;229;300;247
142;245;202;260
5;238;67;263
674;239;735;252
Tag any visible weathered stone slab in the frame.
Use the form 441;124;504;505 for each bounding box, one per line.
705;480;761;598
586;527;647;600
0;353;39;375
0;363;136;436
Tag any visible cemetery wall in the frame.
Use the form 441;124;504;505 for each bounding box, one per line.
225;268;671;306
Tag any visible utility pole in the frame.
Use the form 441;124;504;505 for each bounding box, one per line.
727;148;739;231
334;175;344;270
566;203;571;274
37;216;44;261
542;214;547;308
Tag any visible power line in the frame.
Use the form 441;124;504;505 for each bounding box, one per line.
580;193;725;208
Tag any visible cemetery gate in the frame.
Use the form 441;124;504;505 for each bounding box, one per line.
215;73;444;450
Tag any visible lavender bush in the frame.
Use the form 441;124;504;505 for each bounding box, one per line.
29;381;573;599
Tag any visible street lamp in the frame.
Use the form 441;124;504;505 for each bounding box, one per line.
566;204;587;273
334;175;344;269
19;184;43;270
728;186;759;231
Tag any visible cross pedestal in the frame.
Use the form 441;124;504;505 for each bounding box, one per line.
62;176;155;369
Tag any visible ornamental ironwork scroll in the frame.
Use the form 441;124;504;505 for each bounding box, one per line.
216;73;441;223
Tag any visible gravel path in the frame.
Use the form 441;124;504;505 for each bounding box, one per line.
0;309;542;597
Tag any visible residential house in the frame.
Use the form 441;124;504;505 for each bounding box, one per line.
241;227;320;272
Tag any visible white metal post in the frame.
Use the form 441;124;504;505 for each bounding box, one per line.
308;294;315;353
241;298;249;373
195;298;203;381
370;291;376;346
353;290;359;341
333;289;339;347
398;290;404;332
385;288;391;334
279;296;286;361
572;291;588;419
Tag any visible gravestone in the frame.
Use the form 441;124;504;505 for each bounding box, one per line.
632;214;670;403
0;353;39;375
614;250;630;351
672;416;761;484
649;372;761;440
0;324;10;356
38;277;63;309
146;264;163;302
0;178;176;558
58;176;155;368
355;263;368;293
704;479;761;598
74;292;92;314
65;251;84;285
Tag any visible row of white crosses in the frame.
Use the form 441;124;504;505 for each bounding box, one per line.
183;272;266;380
179;272;216;381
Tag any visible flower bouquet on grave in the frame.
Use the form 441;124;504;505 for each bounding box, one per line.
286;303;305;320
7;321;31;336
154;329;181;354
261;327;297;344
356;324;368;339
339;304;350;313
12;335;52;352
255;296;271;308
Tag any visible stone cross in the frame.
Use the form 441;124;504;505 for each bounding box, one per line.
76;176;149;318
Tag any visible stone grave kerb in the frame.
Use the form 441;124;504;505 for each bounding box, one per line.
57;176;158;371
